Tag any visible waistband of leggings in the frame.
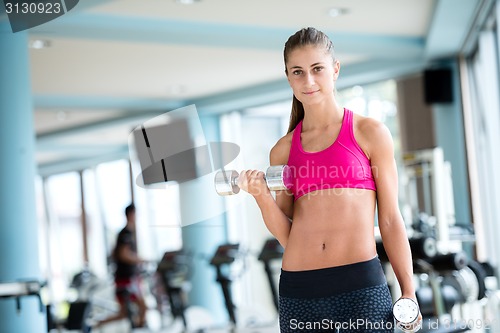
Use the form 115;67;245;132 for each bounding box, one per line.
279;256;386;299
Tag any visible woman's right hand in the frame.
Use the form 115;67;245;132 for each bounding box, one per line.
238;170;270;198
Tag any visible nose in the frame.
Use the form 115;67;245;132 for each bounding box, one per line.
304;72;315;87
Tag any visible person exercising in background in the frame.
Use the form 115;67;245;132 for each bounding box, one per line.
238;27;422;332
96;203;147;328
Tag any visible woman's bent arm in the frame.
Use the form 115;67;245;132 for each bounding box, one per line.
238;135;294;247
254;191;292;248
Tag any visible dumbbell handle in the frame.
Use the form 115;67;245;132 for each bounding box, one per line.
215;165;291;196
229;175;241;187
218;173;267;193
227;173;268;186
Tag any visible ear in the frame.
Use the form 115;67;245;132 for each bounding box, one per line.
333;60;340;81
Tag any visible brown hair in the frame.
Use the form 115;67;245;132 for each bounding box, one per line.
284;27;336;133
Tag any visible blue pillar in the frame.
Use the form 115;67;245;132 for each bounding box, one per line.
431;61;472;228
0;22;46;332
179;115;229;324
180;216;228;323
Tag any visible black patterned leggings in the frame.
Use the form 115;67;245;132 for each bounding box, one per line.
279;257;394;332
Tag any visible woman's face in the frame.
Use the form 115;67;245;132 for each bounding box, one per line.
285;45;340;106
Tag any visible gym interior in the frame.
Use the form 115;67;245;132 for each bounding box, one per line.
1;0;500;332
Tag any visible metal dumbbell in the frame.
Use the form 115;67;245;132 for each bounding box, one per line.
393;298;421;332
214;165;292;196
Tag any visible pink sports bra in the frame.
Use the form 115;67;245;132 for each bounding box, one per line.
287;108;376;201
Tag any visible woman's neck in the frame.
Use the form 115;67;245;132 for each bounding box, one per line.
302;97;343;130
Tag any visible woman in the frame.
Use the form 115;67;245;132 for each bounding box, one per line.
238;27;421;332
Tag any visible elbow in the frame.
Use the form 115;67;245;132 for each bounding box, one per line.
276;231;289;249
378;215;406;233
279;238;288;249
377;217;391;232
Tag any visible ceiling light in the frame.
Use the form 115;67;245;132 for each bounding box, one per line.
175;0;200;4
328;7;349;17
167;85;186;96
29;39;51;49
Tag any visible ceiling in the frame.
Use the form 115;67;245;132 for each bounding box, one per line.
19;0;485;175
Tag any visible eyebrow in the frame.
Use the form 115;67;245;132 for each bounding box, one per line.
289;62;324;70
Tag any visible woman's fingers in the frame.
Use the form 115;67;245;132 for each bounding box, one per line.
238;170;268;196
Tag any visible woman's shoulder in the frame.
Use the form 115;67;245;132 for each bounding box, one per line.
270;131;294;165
352;112;393;158
353;113;390;138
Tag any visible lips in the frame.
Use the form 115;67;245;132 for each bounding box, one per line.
303;90;319;95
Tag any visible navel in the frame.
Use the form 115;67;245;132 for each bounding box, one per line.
322;243;326;250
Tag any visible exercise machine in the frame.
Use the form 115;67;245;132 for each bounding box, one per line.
209;243;241;326
157;250;191;330
392;147;499;332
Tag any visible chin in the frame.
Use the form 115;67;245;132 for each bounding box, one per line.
302;97;325;107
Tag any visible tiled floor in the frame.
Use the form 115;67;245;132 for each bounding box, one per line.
91;321;279;333
82;306;280;333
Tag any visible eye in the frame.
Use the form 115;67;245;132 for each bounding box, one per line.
292;70;302;75
314;66;324;72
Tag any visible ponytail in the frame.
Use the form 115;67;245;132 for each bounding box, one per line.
287;95;305;133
